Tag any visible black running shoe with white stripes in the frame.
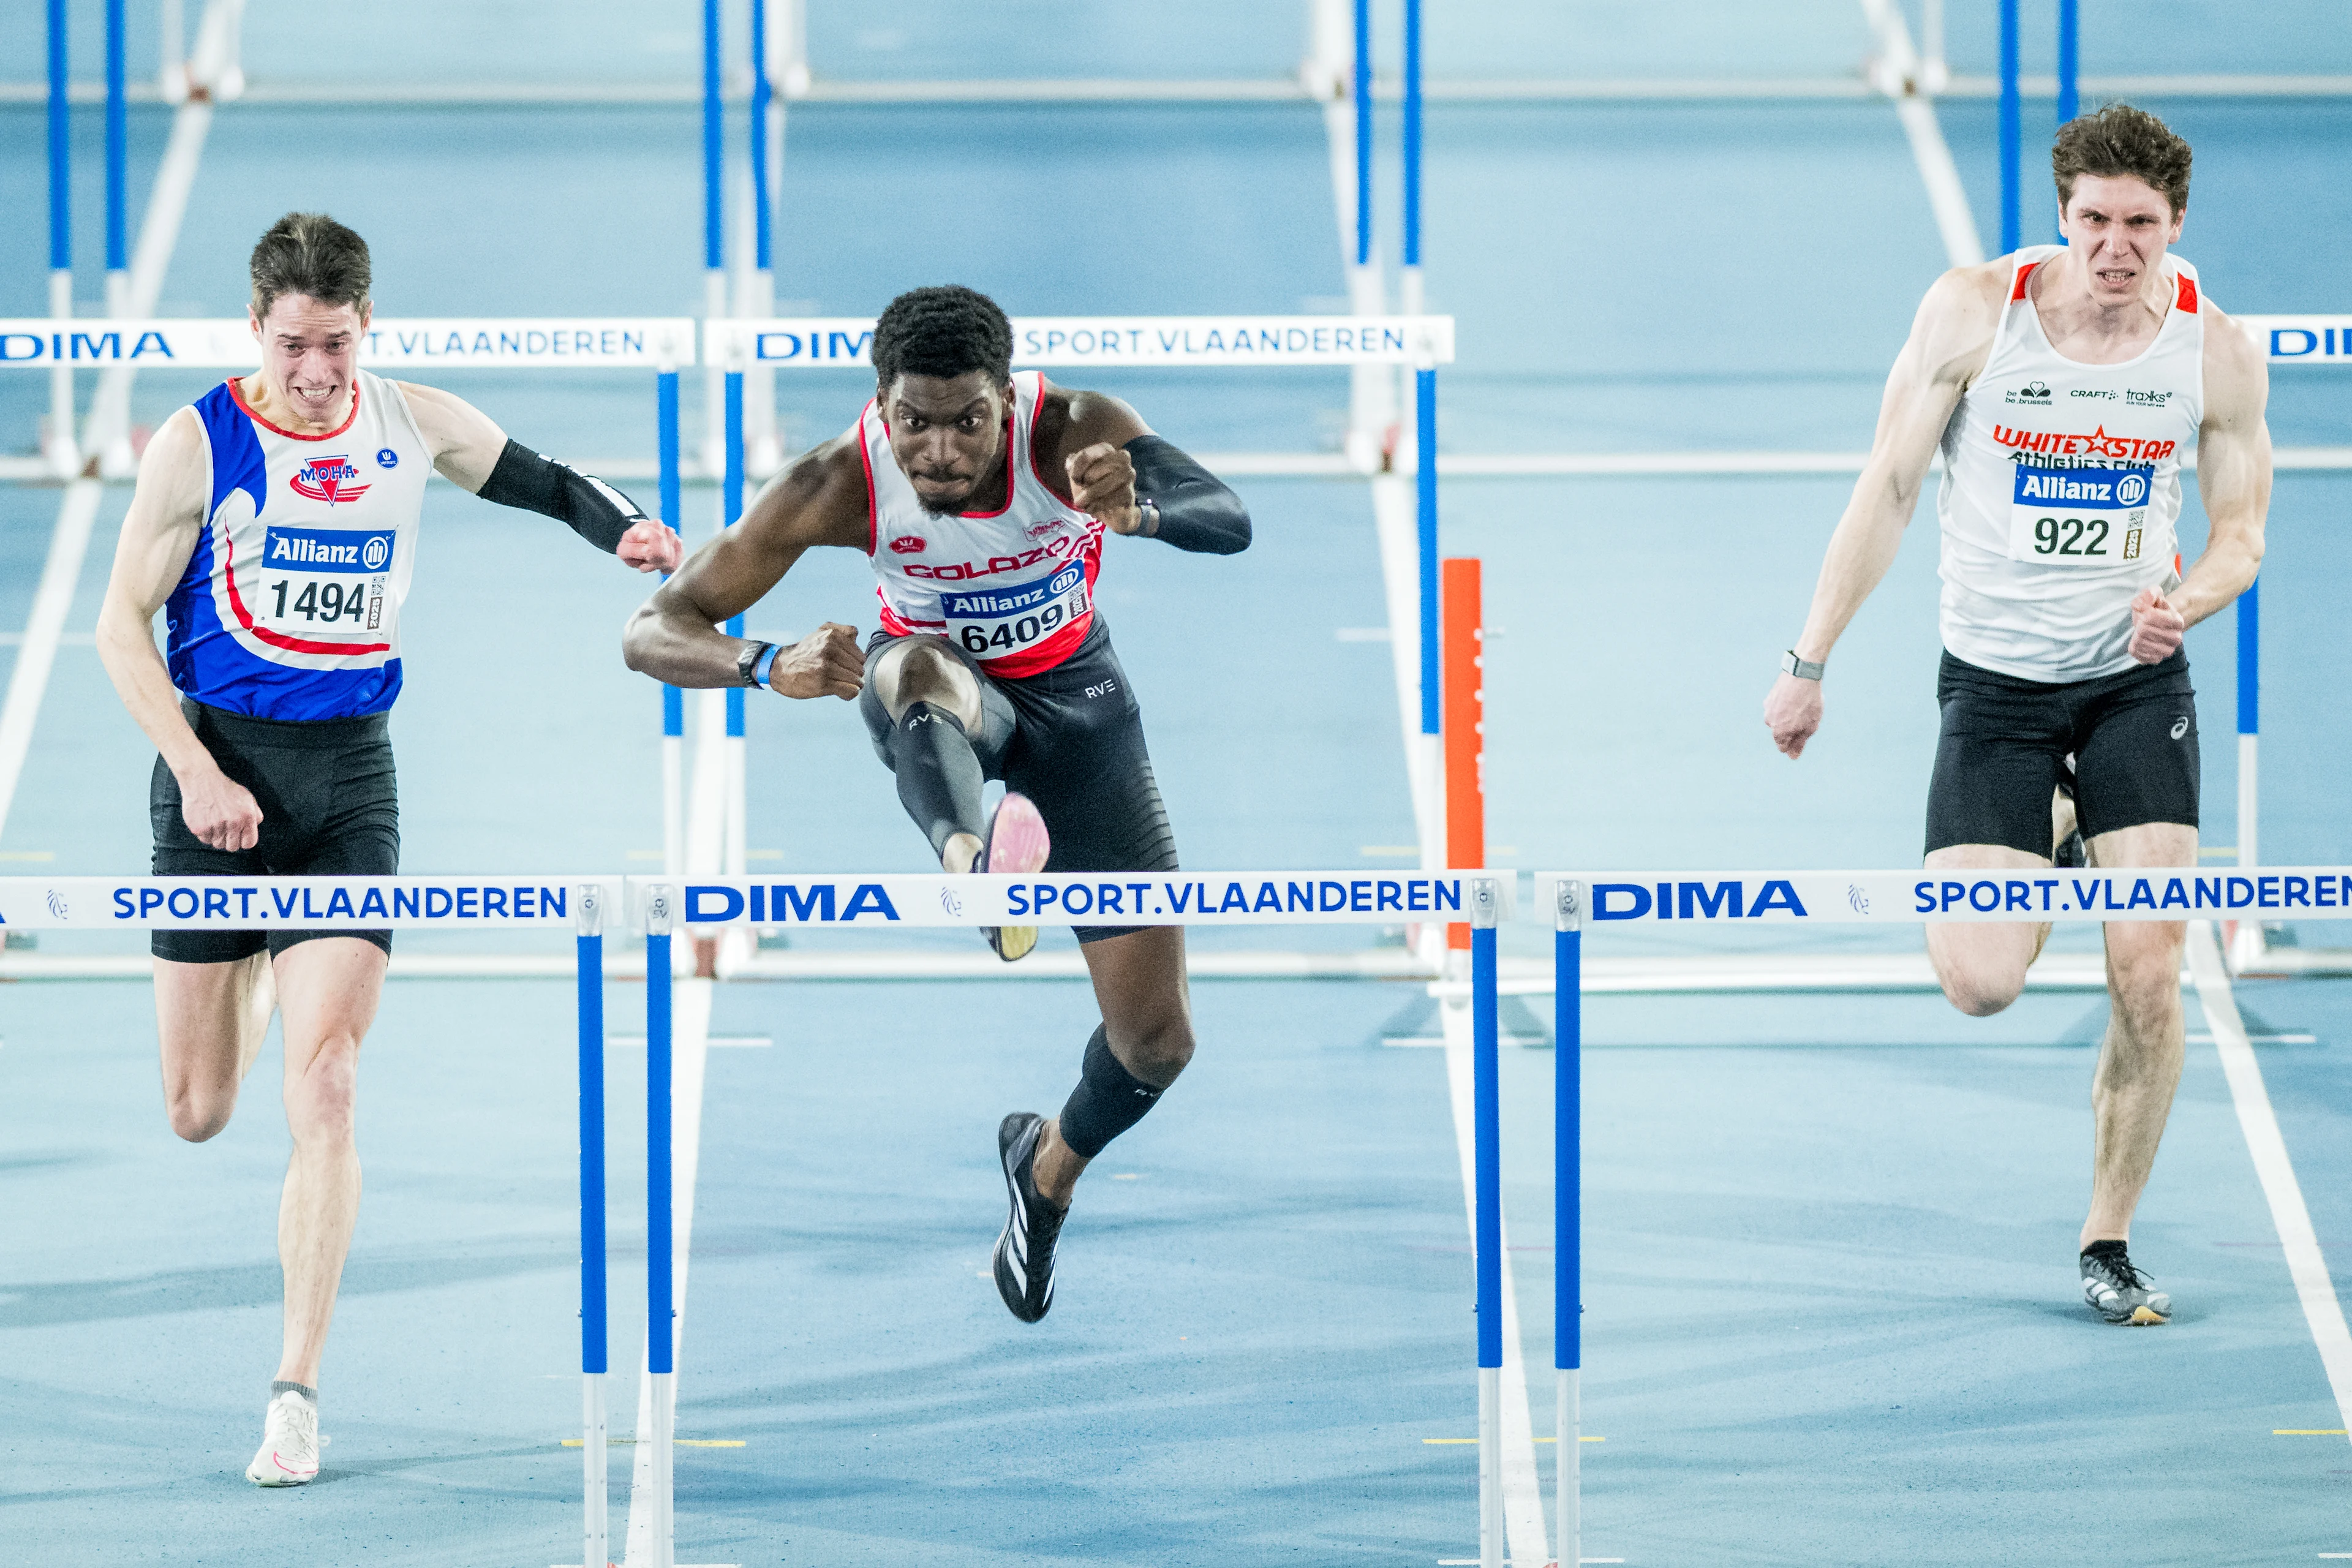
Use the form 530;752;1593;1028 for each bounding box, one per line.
993;1112;1068;1323
2081;1240;2171;1325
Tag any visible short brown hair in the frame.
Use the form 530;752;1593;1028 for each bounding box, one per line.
250;212;372;320
2052;103;2192;216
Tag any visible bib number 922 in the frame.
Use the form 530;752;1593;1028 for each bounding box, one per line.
2032;516;2109;557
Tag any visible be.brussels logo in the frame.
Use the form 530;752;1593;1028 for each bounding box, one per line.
2006;379;2052;404
290;454;371;505
888;534;927;555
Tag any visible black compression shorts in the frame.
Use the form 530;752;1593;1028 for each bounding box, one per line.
859;619;1178;943
1925;649;2199;858
149;700;401;963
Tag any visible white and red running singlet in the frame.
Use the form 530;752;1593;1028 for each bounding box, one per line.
1937;246;2206;682
859;371;1104;679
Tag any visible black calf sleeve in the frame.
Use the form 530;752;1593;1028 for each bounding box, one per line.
1057;1025;1165;1159
886;701;985;858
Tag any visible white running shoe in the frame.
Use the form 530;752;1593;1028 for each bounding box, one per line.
246;1389;320;1486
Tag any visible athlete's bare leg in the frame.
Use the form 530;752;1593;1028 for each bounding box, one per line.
1923;844;2054;1016
869;635;989;871
156;951;278;1141
266;937;383;1388
2078;821;2195;1249
1031;925;1194;1205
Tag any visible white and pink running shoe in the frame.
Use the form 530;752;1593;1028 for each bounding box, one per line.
975;792;1051;961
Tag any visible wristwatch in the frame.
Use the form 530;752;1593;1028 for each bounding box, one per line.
1137;498;1160;537
1781;649;1826;681
738;640;778;688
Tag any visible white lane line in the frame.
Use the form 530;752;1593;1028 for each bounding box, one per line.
0;61;220;845
0;481;103;843
2187;921;2352;1446
1441;987;1550;1565
1859;0;1986;269
623;973;716;1568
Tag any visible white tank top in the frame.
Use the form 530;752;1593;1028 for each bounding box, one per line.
859;371;1102;679
166;369;430;719
1937;246;2204;683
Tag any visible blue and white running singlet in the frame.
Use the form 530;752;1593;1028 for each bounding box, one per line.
166;371;429;720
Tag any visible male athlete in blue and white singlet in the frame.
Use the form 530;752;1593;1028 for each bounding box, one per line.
1763;107;2272;1327
624;285;1251;1325
96;213;683;1486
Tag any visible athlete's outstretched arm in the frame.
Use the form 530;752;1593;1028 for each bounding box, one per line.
394;381;683;573
620;434;869;699
1764;266;2001;760
94;409;265;851
2130;308;2271;663
1054;386;1251;553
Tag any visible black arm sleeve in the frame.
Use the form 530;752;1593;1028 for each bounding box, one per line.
1126;434;1251;556
474;439;650;554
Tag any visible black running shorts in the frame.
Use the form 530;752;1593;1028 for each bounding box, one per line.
1925;649;2199;858
149;700;401;963
860;619;1179;943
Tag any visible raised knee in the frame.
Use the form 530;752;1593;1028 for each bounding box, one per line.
1940;973;2023;1018
167;1090;233;1143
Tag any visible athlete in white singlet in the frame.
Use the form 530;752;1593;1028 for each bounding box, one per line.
95;213;679;1486
624;285;1253;1325
1762;106;2271;1325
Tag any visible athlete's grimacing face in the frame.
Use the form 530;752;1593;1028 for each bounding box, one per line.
250;294;369;424
2058;173;2184;307
883;371;1012;516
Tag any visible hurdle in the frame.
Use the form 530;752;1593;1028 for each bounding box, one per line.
1534;862;2352;1568
0;867;1514;1566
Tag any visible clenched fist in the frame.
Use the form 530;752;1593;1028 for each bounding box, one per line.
765;622;865;701
1065;443;1142;534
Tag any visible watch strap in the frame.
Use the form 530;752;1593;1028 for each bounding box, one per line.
1781;649;1826;681
739;640;778;688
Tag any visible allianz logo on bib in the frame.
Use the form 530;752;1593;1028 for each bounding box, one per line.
290;454;371;505
940;564;1085;617
263;526;396;575
2013;465;2152;508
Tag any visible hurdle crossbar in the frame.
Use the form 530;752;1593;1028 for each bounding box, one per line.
11;870;1510;1567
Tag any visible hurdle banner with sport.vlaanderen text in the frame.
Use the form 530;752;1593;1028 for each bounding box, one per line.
1533;867;2352;925
0;871;1501;930
0;315;1457;371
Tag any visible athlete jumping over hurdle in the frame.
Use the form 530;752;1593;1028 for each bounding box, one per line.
1763;105;2271;1325
94;212;682;1485
622;285;1251;1323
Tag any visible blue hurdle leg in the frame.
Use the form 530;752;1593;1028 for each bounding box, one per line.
1471;884;1502;1568
1555;880;1584;1568
575;886;608;1568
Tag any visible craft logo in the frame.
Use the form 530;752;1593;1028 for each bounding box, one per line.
2071;387;2117;400
2127;388;2173;407
2007;379;2052;404
290;455;370;505
889;535;926;555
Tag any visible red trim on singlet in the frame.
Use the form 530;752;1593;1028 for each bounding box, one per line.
216;524;392;657
2011;260;2038;302
856;402;880;556
228;375;363;442
2176;274;2199;314
1023;375;1067;500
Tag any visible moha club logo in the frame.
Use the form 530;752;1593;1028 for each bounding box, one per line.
290;455;371;505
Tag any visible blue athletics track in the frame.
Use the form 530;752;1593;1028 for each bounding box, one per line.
3;2;2350;1564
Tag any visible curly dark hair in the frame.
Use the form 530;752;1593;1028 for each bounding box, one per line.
249;212;372;320
2052;102;2192;217
872;285;1013;390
